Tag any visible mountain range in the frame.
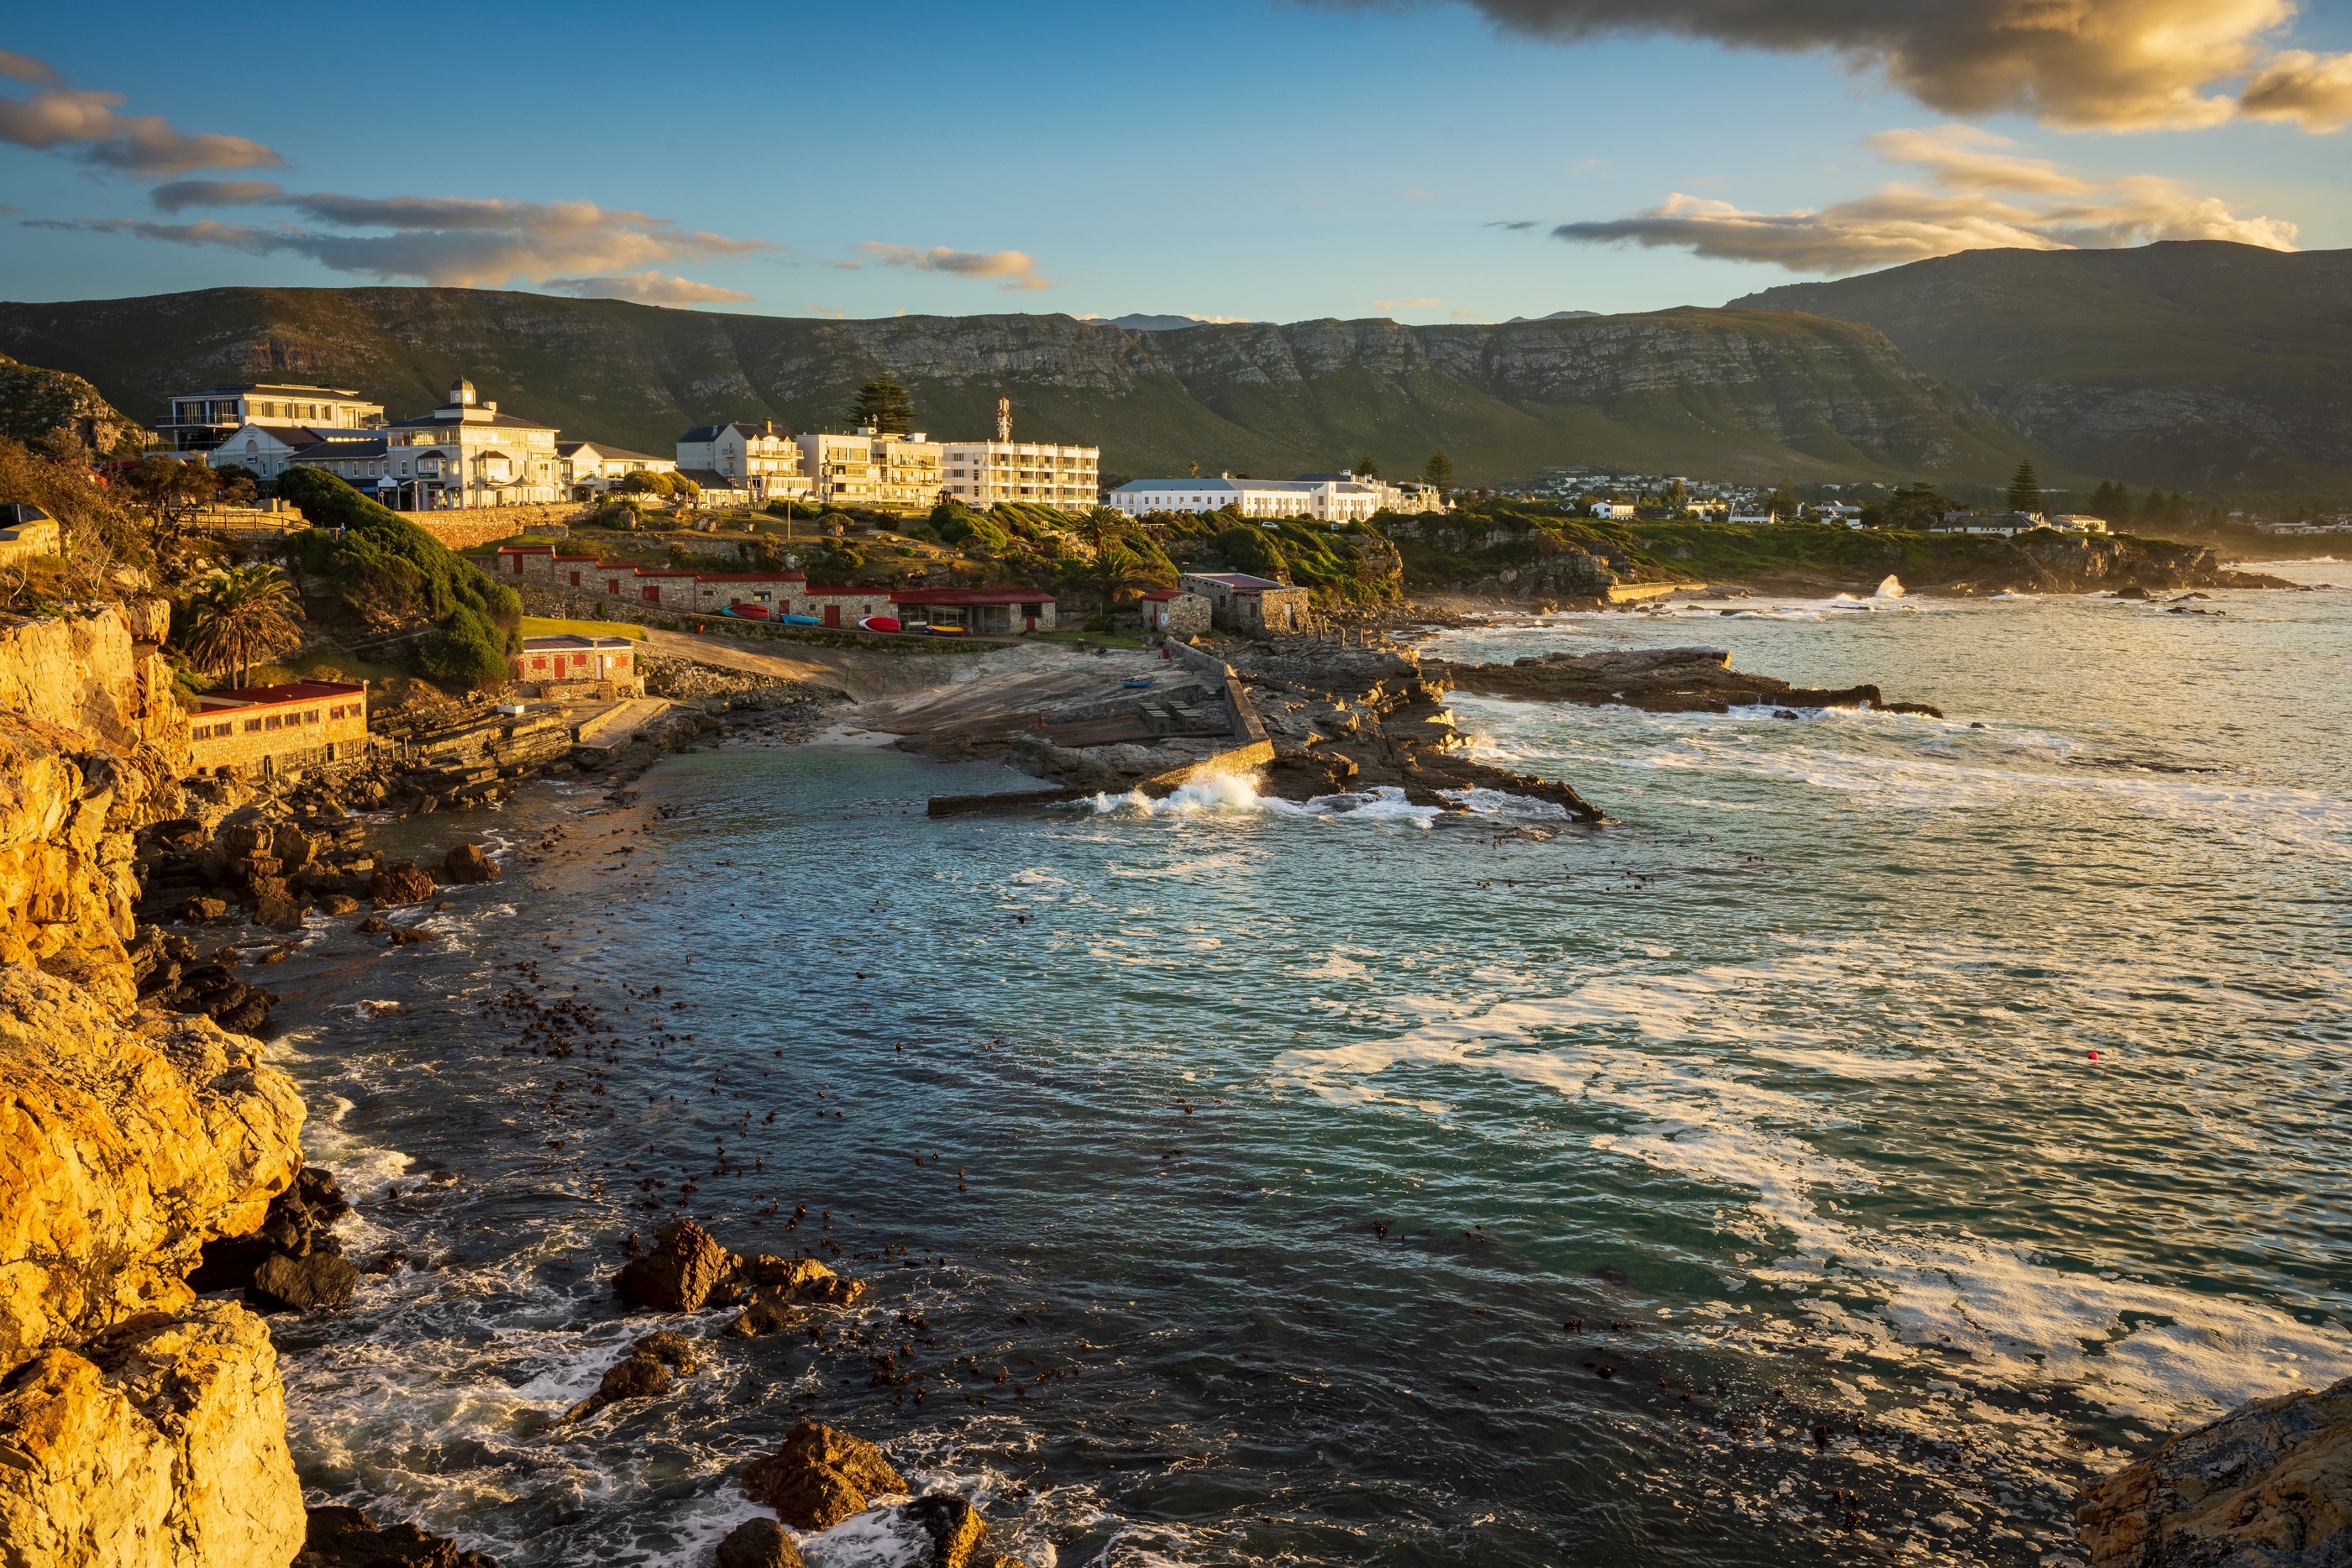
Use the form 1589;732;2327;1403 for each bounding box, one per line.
0;242;2342;496
0;287;2034;489
1732;242;2352;494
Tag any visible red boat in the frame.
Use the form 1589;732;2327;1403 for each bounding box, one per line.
858;616;900;632
725;603;770;620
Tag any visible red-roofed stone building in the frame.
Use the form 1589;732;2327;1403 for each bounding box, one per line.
188;680;369;776
890;586;1056;634
1137;587;1209;637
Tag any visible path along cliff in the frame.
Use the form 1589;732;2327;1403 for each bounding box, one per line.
0;601;311;1565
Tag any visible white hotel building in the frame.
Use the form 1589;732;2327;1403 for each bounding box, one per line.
1107;475;1385;523
942;439;1100;509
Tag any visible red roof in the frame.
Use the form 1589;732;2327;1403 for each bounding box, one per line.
693;571;808;582
1140;589;1182;600
805;585;887;595
890;587;1058;605
496;544;556;555
197;679;365;710
553;553;599;563
631;568;701;577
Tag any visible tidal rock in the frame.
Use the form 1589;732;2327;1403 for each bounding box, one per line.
323;893;361;915
722;1293;808;1339
717;1518;806;1568
560;1329;704;1422
734;1253;864;1306
740;1422;909;1530
613;1219;730;1311
0;1301;306;1568
442;843;501;884
355;915;391;934
2077;1376;2352;1567
802;1495;1007;1568
251;1250;360;1313
255;894;315;931
180;894;228;921
294;1504;501;1567
368;861;436;907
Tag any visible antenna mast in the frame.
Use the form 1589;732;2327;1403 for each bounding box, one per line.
995;396;1011;444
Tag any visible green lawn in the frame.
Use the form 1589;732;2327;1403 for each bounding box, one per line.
520;616;648;642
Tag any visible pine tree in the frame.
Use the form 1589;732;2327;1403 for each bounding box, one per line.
1354;454;1378;479
848;378;915;436
2006;459;2041;515
1424;448;1454;492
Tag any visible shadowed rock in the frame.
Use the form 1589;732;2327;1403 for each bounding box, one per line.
251;1251;359;1313
294;1504;500;1567
442;843;500;884
368;862;436;907
613;1219;729;1311
717;1518;806;1568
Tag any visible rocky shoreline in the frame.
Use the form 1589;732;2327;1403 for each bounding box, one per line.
3;596;2344;1568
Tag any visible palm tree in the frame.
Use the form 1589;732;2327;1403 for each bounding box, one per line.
181;564;305;690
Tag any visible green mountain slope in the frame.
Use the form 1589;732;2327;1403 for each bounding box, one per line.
1730;241;2352;495
0;287;2043;488
0;353;153;454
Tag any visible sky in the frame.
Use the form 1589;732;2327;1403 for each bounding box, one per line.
3;0;2349;324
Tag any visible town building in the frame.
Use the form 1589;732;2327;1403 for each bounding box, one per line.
795;432;879;511
871;433;946;513
0;503;60;564
688;570;807;614
160;383;383;455
890;586;1056;635
676;421;811;503
1809;502;1865;523
1138;587;1210;637
186;680;369;777
1588;501;1635;520
492;545;895;623
1932;511;2045;535
512;634;639;694
560;442;675;496
1107;476;1380;522
378;378;564;509
675;469;754;508
2048;514;2112;534
1179;571;1313;634
1728;510;1777;527
939;397;1100;511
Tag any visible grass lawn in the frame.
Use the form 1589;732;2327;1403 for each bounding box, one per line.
520;616;648;642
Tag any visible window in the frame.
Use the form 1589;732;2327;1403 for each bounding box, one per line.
572;653;587;668
244;719;262;733
532;658;547;671
264;714;282;730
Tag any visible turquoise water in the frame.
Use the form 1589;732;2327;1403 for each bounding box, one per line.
257;565;2351;1568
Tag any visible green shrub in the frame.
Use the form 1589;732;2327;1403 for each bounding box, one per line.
414;603;510;691
1213;525;1287;580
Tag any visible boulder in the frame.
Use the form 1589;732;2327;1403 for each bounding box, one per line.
613;1219;729;1311
2078;1376;2352;1567
442;843;501;884
255;894;315;931
717;1518;806;1568
800;1497;997;1568
0;1303;307;1568
180;894;228;921
741;1422;909;1531
559;1329;701;1423
723;1293;808;1339
368;861;436;907
354;915;391;934
252;1250;360;1312
293;1504;501;1567
323;894;361;915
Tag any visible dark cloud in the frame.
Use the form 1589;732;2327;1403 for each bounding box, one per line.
1312;0;2352;129
150;179;285;212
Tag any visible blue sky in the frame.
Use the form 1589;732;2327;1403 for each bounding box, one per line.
3;0;2348;322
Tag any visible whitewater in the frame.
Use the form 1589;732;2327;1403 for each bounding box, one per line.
250;564;2350;1567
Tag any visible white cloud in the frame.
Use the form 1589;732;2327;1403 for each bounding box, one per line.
1551;126;2297;275
854;243;1053;291
2239;49;2352;130
0;53;284;173
543;271;753;306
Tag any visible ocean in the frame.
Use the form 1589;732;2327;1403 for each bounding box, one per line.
253;563;2352;1568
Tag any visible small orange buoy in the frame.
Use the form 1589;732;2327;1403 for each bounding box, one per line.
2088;1050;2099;1060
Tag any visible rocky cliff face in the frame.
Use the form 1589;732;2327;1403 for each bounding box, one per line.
0;600;310;1567
0;354;155;455
0;286;2041;486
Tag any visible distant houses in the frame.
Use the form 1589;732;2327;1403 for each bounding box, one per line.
1108;475;1409;523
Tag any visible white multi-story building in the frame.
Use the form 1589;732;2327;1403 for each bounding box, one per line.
1297;472;1451;516
1589;500;1635;520
161;382;383;454
1107;475;1383;522
795;431;879;510
677;420;811;502
942;439;1100;509
379;377;564;509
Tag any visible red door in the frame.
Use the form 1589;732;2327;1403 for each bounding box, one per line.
642;587;659;602
822;605;841;627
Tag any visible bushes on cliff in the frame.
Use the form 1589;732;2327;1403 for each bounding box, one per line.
413;604;510;691
1213;524;1288;581
276;468;521;648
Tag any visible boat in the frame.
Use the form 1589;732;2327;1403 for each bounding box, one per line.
924;624;968;637
858;616;901;633
722;604;769;620
774;614;821;626
1121;677;1155;689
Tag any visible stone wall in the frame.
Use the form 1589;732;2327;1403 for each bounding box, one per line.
405;506;576;548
